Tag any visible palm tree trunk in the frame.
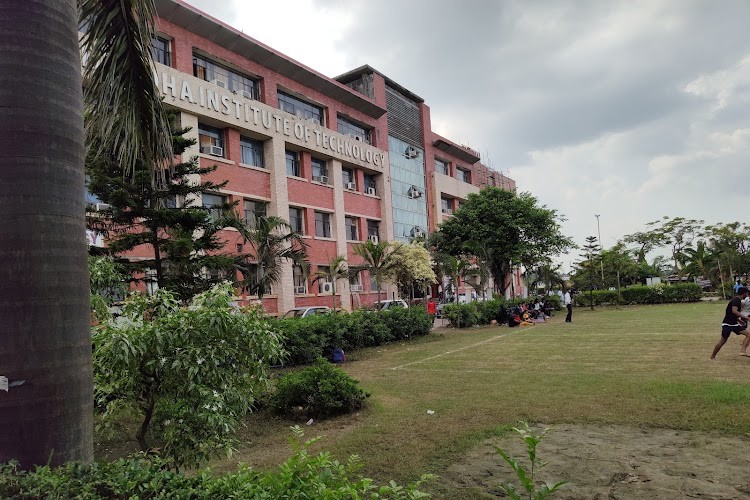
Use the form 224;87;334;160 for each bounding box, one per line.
0;0;93;467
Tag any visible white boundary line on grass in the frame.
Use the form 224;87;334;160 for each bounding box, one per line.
389;326;536;370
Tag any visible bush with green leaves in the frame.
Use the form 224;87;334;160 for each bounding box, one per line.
271;358;369;418
0;428;432;499
574;289;622;307
442;303;481;328
619;283;702;304
92;283;284;469
278;307;432;365
496;422;567;499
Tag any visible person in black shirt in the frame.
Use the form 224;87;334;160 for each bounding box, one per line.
711;286;750;359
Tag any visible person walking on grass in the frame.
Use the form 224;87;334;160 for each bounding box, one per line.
564;289;572;323
711;286;750;359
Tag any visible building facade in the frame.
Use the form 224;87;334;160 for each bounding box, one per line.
89;0;518;313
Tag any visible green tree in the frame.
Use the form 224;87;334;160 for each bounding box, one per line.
600;243;640;290
643;216;704;279
311;255;349;311
93;283;284;469
353;239;399;307
234;215;309;302
436;187;572;296
572;236;602;309
0;0;170;466
88;256;127;323
87;112;237;301
386;242;437;300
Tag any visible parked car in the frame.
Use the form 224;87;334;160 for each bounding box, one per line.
435;295;468;318
280;306;331;319
375;300;408;311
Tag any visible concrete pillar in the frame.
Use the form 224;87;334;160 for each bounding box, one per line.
331;159;351;310
267;136;295;313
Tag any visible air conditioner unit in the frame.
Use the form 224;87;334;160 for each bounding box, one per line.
368;235;379;244
348;133;363;142
319;175;328;184
407;186;422;199
346;182;356;191
319;281;333;294
404;146;419;159
294;286;306;295
413;230;426;239
210;78;226;88
442;208;453;214
93;202;111;211
350;284;363;292
312;175;322;183
201;145;223;157
239;89;254;100
366;187;376;196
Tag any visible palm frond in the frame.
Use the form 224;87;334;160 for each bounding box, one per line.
80;0;172;185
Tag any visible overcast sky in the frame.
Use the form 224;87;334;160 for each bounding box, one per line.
186;0;750;271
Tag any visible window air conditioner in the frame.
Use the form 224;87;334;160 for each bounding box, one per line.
93;202;111;211
294;286;307;295
366;187;376;196
350;284;363;292
414;230;426;239
349;133;362;142
404;146;419;159
210;79;226;88
239;89;254;100
346;182;356;191
407;186;422;199
319;175;328;184
368;235;379;244
312;175;322;183
201;145;223;157
319;281;333;294
442;208;453;214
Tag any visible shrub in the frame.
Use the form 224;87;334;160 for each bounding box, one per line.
619;283;702;305
443;303;480;328
0;429;432;499
575;289;621;307
379;306;433;341
271;359;369;418
92;283;284;469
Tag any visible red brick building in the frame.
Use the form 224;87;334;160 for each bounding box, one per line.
90;0;518;313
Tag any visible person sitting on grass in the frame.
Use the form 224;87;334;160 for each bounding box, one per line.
711;286;750;359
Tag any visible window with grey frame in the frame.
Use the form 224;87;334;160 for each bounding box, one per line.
441;197;453;214
243;200;267;228
367;220;380;238
193;54;260;99
202;193;226;222
342;167;355;189
240;136;264;167
364;173;377;194
277;90;323;125
289;207;304;234
435;158;449;175
293;265;306;292
198;124;224;156
286;150;300;177
345;216;359;241
337;116;372;145
151;36;171;66
311;158;328;183
315;211;331;238
456;167;471;184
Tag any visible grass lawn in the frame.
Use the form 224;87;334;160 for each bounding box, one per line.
96;301;750;496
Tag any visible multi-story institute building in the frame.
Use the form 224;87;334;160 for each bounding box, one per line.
97;0;516;314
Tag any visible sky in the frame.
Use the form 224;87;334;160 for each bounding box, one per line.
185;0;750;272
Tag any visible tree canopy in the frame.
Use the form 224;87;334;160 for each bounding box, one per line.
435;187;573;293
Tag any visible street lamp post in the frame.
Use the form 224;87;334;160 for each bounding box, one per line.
595;214;604;280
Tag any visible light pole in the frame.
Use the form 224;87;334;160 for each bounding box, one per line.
595;214;604;280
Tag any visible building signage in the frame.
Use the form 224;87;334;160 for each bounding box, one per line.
156;69;386;168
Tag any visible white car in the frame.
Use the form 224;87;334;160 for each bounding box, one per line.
281;306;331;319
375;300;408;311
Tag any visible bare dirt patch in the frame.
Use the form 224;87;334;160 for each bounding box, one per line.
438;423;750;499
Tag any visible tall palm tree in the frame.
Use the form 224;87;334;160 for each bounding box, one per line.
0;0;170;467
311;255;348;311
234;215;309;302
353;239;398;308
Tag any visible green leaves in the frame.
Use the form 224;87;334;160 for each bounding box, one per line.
92;284;285;468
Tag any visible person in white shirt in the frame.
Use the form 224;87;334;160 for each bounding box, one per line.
564;290;572;323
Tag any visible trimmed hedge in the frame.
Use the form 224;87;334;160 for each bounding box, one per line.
441;297;533;328
278;307;433;365
574;283;703;306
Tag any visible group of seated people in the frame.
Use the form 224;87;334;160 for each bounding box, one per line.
508;298;554;327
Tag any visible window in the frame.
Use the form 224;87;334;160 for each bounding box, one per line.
202;193;226;222
456;167;471;184
349;271;362;288
277;90;323;125
151;36;171;66
441;197;453;214
198;124;224;156
370;273;379;292
364;174;376;194
286;150;300;177
342;168;355;189
315;211;331;238
242;263;270;296
345;216;359;241
337;116;372;144
293;265;306;293
193;54;259;99
243;200;266;228
289;207;304;234
367;220;380;239
311;158;328;182
240;136;264;167
435;158;449;175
